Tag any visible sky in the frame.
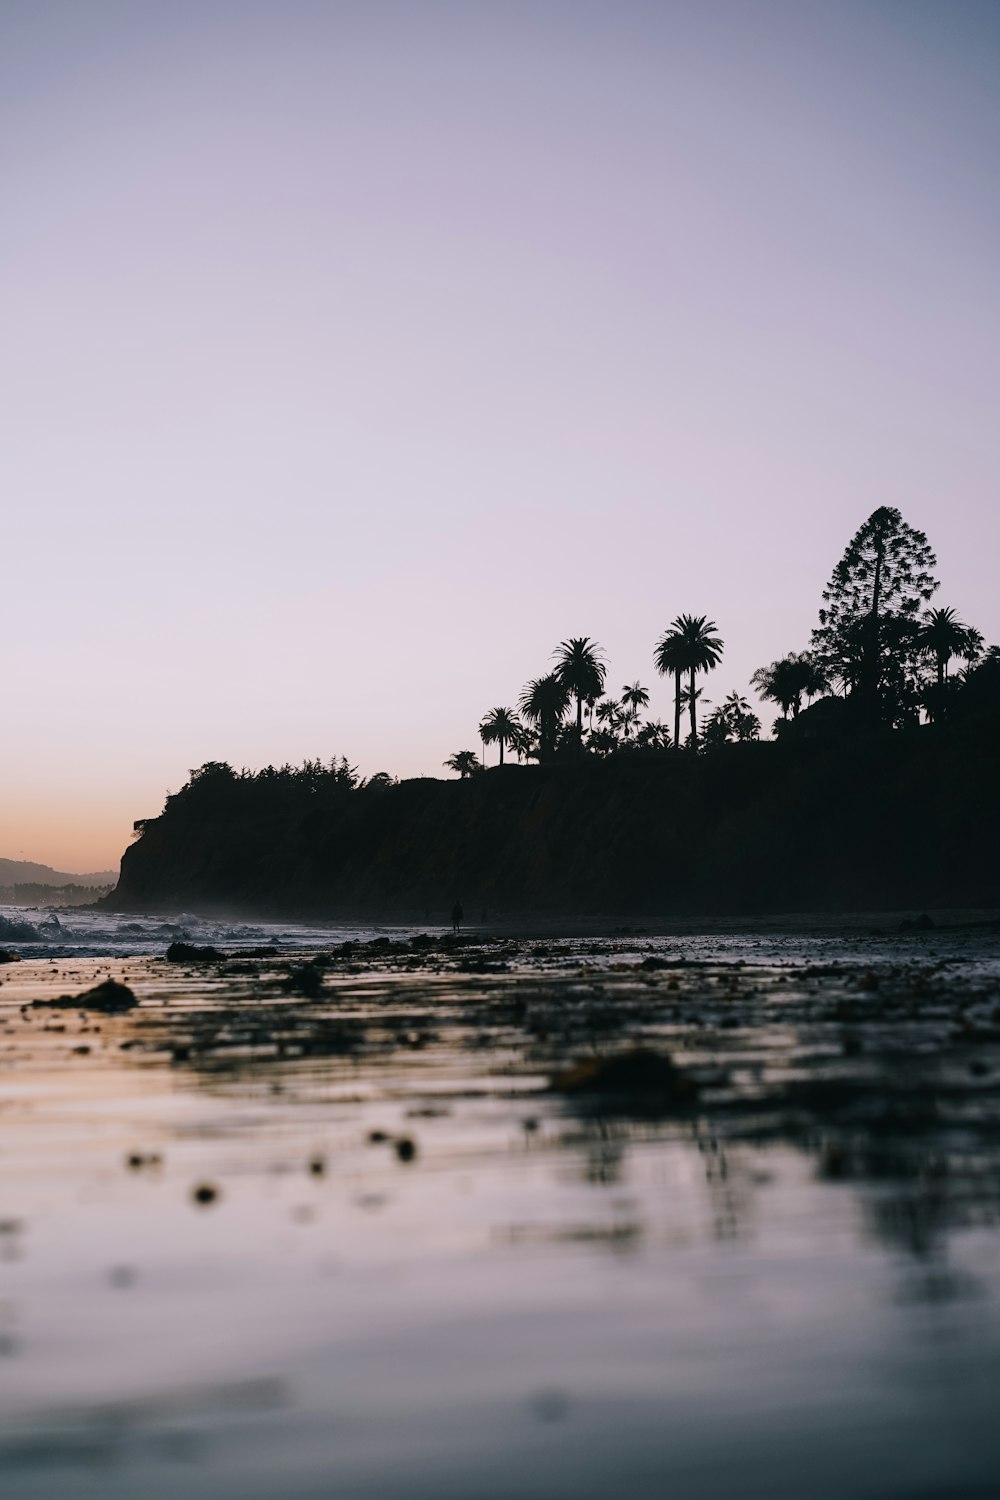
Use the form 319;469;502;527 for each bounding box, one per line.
2;0;999;872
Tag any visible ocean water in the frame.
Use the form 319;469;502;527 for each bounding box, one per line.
0;904;417;959
3;900;998;971
1;918;999;1498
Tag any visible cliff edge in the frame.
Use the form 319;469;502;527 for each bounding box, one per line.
104;729;1000;921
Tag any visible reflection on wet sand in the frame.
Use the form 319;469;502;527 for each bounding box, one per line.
1;933;1000;1498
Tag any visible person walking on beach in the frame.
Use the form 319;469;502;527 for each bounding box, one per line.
451;899;464;935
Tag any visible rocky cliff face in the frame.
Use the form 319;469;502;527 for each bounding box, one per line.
105;734;1000;921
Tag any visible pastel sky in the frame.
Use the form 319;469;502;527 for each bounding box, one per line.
2;1;999;872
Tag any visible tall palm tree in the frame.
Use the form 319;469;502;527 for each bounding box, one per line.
656;615;724;750
919;607;980;691
479;707;521;766
620;682;649;736
553;637;607;737
519;673;570;760
443;750;481;778
653;627;688;750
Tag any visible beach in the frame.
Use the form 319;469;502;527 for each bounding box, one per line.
1;923;999;1497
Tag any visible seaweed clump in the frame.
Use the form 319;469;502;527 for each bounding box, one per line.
552;1048;698;1115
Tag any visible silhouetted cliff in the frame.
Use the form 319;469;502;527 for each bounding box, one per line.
104;728;1000;921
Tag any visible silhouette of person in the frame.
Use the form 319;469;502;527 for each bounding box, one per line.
451;900;464;935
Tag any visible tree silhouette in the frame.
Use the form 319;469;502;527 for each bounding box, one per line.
587;726;621;758
479;707;521;766
635;718;671;750
702;707;731;751
443;750;482;778
918;607;982;692
553;638;607;739
508;722;537;763
654;623;693;750
594;696;619;725
519;673;570;760
752;652;828;719
655;615;723;750
812;507;938;720
723;692;761;741
703;694;760;748
620;681;649;737
959;645;1000;721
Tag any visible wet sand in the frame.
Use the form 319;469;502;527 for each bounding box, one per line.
2;932;1000;1498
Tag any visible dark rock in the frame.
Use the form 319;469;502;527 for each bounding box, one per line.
125;1151;162;1171
47;978;139;1014
281;963;324;998
552;1048;698;1108
166;942;223;963
0;950;20;964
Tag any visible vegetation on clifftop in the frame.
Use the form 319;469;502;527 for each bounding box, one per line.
439;507;996;770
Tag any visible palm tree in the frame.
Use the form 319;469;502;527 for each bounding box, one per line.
655;615;723;750
751;652;827;720
588;727;620;758
519;673;570;760
702;706;731;751
508;723;537;763
919;607;980;692
443;750;481;778
479;707;521;766
620;682;649;737
653;626;688;751
635;718;671;750
722;692;761;742
595;697;622;732
797;653;829;706
553;637;606;737
678;682;707;747
751;658;798;718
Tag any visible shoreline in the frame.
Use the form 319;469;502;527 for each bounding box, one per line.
92;902;1000;941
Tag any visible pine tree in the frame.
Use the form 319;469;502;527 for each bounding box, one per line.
812;507;937;723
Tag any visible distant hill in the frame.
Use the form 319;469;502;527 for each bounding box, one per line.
0;858;116;888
